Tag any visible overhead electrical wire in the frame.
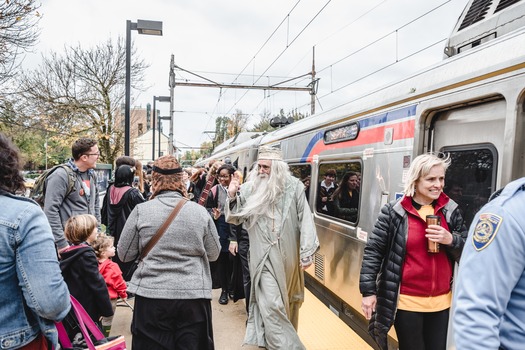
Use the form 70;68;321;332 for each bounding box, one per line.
198;0;457;145
202;0;305;134
247;0;457;117
221;0;333;117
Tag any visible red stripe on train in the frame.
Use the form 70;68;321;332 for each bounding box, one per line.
305;119;415;162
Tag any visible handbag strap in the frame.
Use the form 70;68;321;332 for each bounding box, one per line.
55;321;72;348
61;296;105;350
139;198;188;261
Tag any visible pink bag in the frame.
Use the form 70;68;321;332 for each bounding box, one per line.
56;296;126;350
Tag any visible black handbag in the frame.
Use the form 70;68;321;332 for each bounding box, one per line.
124;199;187;280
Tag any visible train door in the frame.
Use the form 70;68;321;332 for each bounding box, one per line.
429;100;504;229
429;99;505;350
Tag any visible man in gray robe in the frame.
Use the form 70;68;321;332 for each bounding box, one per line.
226;146;319;350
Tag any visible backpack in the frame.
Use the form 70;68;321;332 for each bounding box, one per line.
31;165;76;207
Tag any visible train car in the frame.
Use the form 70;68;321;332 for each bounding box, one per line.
202;0;525;348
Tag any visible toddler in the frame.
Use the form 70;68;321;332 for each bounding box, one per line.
92;234;128;336
60;214;113;338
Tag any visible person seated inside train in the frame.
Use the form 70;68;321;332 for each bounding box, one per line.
316;169;338;216
332;171;360;222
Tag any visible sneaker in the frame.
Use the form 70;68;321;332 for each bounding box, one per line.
219;290;229;305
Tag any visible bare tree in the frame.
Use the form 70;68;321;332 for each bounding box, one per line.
19;37;148;165
250;109;274;132
0;0;41;84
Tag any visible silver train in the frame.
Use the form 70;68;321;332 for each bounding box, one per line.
198;0;525;348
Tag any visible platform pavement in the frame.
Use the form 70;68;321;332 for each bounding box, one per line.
110;289;372;349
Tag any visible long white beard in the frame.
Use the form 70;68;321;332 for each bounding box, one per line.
234;168;285;226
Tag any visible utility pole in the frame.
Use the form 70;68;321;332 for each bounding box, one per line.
311;46;316;116
169;54;176;156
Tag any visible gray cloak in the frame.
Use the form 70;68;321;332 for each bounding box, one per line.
226;175;319;349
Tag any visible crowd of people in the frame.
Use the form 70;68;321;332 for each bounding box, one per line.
0;133;319;350
2;130;525;350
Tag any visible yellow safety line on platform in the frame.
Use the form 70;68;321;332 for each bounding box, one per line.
299;289;372;350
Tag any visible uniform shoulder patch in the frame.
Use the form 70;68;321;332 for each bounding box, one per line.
472;213;503;251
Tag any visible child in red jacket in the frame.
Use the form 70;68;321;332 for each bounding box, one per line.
92;234;127;336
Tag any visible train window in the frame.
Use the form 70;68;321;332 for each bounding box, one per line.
442;146;497;229
289;164;311;203
317;162;362;224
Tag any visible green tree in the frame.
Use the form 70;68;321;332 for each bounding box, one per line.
214;116;229;146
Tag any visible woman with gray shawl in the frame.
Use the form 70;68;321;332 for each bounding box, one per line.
118;155;221;350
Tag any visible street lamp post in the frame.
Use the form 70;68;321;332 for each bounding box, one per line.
168;54;176;156
152;95;170;160
158;116;171;157
125;19;163;156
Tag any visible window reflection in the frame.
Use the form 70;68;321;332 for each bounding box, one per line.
317;163;362;223
443;147;496;228
289;164;312;203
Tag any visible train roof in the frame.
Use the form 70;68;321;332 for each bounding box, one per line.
212;132;263;154
445;0;525;57
258;16;525;147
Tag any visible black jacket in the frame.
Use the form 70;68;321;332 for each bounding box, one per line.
359;194;467;350
60;244;113;322
101;186;144;280
101;186;144;243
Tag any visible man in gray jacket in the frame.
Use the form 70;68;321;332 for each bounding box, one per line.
44;138;101;252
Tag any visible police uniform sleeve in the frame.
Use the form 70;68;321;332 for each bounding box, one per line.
453;194;525;349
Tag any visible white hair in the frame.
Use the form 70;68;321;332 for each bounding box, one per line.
232;160;290;226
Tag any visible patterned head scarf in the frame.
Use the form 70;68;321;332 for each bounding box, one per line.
150;155;188;199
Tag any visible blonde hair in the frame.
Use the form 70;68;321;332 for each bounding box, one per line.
64;214;98;244
92;234;114;259
403;153;451;196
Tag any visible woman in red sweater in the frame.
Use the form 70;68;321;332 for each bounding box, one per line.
360;153;468;350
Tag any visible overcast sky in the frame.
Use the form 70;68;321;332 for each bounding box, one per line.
24;0;469;150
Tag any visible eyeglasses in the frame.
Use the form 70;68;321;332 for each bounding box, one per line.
85;153;100;157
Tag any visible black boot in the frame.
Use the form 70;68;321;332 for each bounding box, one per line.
219;290;229;305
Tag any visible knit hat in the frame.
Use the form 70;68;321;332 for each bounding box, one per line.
258;146;282;161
